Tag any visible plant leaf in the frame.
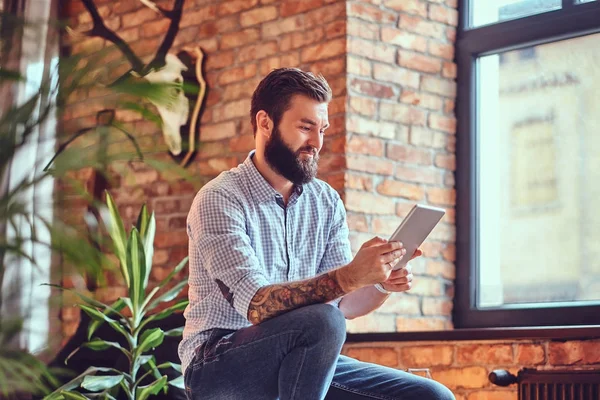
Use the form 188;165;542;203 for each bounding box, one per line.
141;299;188;330
81;375;124;392
87;298;127;341
156;362;181;373
135;204;149;237
59;392;90;399
105;192;129;288
142;212;155;290
136;376;168;400
139;256;188;314
43;285;124;320
168;376;185;390
164;327;184;337
145;280;187;313
126;227;146;311
44;367;126;397
79;305;129;340
136;328;164;357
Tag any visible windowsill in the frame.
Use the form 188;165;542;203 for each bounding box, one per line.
346;325;600;343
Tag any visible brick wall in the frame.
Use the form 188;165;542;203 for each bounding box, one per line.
343;338;600;399
58;0;600;397
343;0;457;333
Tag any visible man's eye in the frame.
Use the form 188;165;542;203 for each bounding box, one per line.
300;126;310;131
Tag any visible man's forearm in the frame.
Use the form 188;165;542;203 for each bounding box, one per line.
248;269;347;325
339;285;389;320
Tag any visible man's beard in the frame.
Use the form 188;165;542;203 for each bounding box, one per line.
264;125;319;185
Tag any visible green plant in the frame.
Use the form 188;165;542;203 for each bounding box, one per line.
46;192;188;400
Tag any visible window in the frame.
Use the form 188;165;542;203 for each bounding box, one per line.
455;0;600;328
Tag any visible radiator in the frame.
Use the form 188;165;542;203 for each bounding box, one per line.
489;368;600;400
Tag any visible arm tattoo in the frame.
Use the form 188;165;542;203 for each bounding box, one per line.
247;270;347;325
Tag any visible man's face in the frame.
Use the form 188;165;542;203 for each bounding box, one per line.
264;95;329;185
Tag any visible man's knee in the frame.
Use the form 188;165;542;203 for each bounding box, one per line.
296;304;346;348
418;379;455;400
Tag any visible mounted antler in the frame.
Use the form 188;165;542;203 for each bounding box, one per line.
80;0;184;77
75;0;200;159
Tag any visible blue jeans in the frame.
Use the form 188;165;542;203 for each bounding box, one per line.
184;304;455;400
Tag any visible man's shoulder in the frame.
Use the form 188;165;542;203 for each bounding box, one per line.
191;165;246;209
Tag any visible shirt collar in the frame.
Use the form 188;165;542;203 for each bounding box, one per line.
242;150;305;204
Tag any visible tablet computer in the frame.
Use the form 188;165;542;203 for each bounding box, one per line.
388;204;446;270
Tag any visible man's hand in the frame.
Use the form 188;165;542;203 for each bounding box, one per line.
381;248;422;293
336;237;407;293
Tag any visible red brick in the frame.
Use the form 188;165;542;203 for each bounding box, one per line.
140;19;170;38
383;0;427;17
212;98;252;122
421;76;457;97
346;173;374;191
218;0;259;16
423;298;453;316
435;154;456;171
347;154;395;176
347;19;380;41
457;344;513;365
326;19;346;38
347;56;373;77
396;316;446;331
442;243;456;262
198;157;239;176
378;294;420;315
318;153;346;173
198;16;239;38
262;14;305;37
548;341;600;365
444;99;455;114
350;78;395;99
61;306;80;322
304;3;345;29
282;28;325;52
427;187;456;206
349;96;378;116
398;50;442;74
154;249;169;265
467;392;516;400
395;166;443;185
371;216;398;236
429;4;459;26
229;134;256;153
221;28;260;49
381;28;428;52
347;115;395;139
429;114;457;134
346;191;396;214
427;260;455;280
201;121;238;142
347;213;369;232
327;95;346;115
434;367;489;390
240;6;278;27
218;64;258;86
401;345;454;367
301;38;346;62
377;180;424;200
409;127;447;149
345;348;398;368
386;144;432;165
348;3;396;24
399;15;446;39
349;38;396;63
205;51;235;70
516;344;545;365
380;103;426;125
281;0;324;17
374;63;420;89
259;53;301;75
447;26;457;42
347;135;384;157
442;61;457;78
410;276;444;296
429;41;455;60
180;5;217;27
400;91;443;111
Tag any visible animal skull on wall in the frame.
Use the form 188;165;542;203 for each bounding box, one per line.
74;0;206;167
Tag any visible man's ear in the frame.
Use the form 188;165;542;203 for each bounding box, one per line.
256;110;272;137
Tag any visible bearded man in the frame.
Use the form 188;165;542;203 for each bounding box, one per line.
179;68;455;400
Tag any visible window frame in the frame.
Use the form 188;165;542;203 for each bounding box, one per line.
455;0;600;329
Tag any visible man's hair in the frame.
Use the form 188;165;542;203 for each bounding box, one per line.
250;68;332;136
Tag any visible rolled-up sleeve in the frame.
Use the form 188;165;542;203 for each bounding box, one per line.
187;188;270;321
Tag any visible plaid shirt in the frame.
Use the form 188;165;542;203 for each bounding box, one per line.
178;151;354;373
